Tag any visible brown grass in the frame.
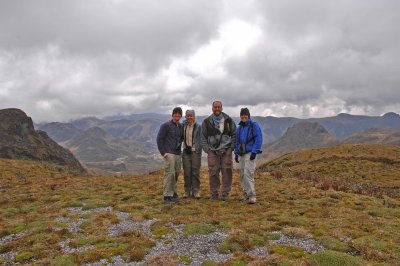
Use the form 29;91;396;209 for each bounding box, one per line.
1;144;400;265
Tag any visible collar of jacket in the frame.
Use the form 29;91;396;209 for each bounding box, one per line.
170;119;180;125
239;119;252;127
182;120;196;126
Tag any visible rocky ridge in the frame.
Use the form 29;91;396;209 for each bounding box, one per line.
0;108;85;173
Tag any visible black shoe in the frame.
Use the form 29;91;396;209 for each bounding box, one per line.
220;194;229;201
163;196;175;204
172;193;179;202
211;194;219;200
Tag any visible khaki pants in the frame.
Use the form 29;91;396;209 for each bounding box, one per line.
239;153;257;196
207;148;233;197
163;153;181;197
182;151;202;195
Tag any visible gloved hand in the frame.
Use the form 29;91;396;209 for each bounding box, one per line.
250;153;257;160
235;154;239;163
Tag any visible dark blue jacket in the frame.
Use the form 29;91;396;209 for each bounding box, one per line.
234;119;263;155
157;120;183;156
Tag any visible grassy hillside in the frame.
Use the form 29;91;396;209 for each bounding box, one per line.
1;145;400;265
260;144;400;199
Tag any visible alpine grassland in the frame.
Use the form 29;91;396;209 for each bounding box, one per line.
1;144;400;265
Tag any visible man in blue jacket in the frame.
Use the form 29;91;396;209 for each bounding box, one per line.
234;108;263;204
157;107;183;204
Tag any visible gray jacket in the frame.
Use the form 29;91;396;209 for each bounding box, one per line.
200;112;236;153
182;120;202;154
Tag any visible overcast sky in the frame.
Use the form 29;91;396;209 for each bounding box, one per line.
1;0;399;122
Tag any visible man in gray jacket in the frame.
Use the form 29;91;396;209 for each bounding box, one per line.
201;101;236;200
182;109;202;199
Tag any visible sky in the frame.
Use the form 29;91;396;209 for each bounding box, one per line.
1;0;399;122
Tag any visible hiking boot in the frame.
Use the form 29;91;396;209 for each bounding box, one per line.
220;194;229;201
193;192;201;199
183;192;190;198
248;196;256;204
163;196;175;204
240;194;249;201
172;193;179;203
210;194;219;200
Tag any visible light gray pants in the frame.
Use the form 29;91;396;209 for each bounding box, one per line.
163;153;181;197
239;153;257;196
182;151;202;195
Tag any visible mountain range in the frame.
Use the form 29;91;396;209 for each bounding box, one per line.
35;111;400;173
260;121;400;162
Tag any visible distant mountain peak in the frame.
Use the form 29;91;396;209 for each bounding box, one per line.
337;113;352;117
382;112;399;118
84;126;109;138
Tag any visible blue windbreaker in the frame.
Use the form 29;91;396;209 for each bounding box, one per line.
234;119;263;155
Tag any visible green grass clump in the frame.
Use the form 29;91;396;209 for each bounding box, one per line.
266;232;282;240
15;251;35;263
184;222;216;235
12;222;26;233
308;250;366;266
218;231;255;254
53;255;75;266
201;260;218;266
269;245;305;259
317;236;353;253
179;255;192;264
152;225;171;239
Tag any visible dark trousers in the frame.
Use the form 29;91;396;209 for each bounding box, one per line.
182;151;202;195
207;148;233;197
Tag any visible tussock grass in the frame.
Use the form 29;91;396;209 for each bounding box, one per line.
1;145;400;265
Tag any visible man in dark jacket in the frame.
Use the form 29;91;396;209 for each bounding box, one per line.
156;107;183;204
234;108;263;204
200;101;236;200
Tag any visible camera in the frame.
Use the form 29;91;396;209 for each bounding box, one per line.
185;146;192;154
238;143;246;155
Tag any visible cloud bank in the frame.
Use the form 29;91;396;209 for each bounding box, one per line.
1;0;399;122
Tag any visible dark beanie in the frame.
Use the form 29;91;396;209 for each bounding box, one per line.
172;107;183;116
240;108;250;118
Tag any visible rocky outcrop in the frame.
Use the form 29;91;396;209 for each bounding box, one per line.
0;108;86;174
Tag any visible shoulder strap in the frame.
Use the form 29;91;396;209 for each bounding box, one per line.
205;117;221;137
224;117;232;135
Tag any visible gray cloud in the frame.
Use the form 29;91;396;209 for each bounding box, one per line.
0;0;399;122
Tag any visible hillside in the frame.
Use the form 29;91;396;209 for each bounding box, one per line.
1;144;400;265
340;127;399;144
259;144;400;199
39;121;162;174
260;121;337;162
0;108;85;174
